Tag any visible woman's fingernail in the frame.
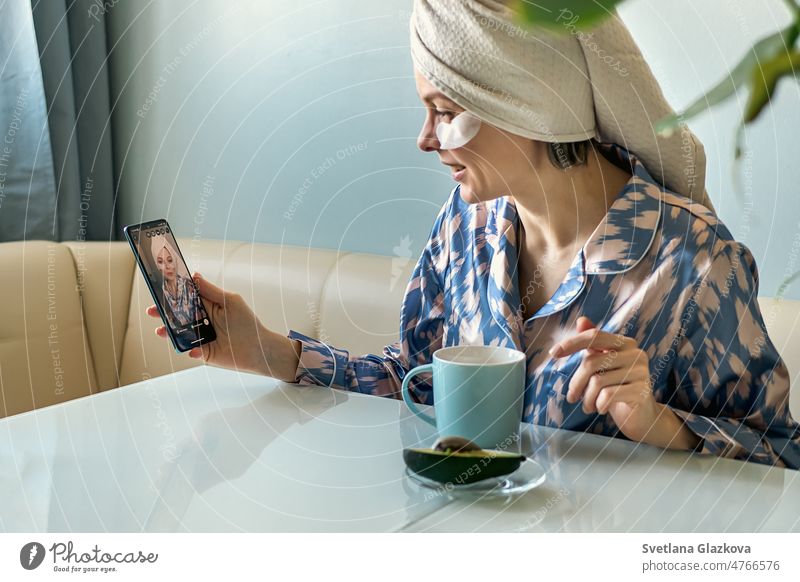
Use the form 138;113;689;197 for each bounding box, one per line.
550;346;562;357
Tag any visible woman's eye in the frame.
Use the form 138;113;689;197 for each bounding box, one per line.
434;109;454;120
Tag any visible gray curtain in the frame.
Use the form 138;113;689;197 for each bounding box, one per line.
0;0;116;241
31;0;116;240
0;0;58;240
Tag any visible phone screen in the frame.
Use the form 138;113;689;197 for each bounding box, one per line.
124;220;217;352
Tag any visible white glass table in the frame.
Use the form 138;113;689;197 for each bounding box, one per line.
1;367;798;532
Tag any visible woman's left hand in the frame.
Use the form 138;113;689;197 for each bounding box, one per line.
549;316;662;444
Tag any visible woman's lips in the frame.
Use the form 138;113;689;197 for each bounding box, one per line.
451;165;466;181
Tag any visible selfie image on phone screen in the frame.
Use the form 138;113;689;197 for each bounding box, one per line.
124;220;217;352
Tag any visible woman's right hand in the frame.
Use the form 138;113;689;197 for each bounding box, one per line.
146;273;302;382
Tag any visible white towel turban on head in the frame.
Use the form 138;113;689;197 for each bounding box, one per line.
410;0;714;210
150;235;182;273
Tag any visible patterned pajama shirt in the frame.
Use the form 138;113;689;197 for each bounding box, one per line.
287;142;800;469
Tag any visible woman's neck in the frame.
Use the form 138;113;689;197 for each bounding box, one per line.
513;144;632;261
165;277;177;294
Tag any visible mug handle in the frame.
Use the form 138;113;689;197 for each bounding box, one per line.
401;364;435;426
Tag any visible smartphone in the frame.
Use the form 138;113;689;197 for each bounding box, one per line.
123;219;217;352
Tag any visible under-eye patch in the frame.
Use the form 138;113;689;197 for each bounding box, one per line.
435;111;481;149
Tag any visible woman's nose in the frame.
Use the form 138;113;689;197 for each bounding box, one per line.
417;117;439;152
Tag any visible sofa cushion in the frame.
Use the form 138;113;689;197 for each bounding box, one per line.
221;243;341;339
319;251;415;357
0;241;97;417
63;241;135;391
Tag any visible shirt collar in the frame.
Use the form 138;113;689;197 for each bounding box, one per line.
580;142;663;274
478;142;664;344
494;142;663;276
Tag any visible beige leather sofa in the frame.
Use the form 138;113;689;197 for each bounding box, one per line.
2;239;799;420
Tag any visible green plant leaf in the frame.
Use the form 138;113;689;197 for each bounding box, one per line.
512;0;626;30
783;0;800;20
655;26;797;136
777;269;800;299
734;123;746;161
744;49;800;122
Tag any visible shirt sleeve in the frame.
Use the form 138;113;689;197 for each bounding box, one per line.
669;239;800;469
283;198;450;403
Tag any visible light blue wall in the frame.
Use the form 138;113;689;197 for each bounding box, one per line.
109;0;800;300
109;0;451;265
622;0;800;301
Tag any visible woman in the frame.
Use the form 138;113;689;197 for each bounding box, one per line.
148;2;799;468
150;235;202;329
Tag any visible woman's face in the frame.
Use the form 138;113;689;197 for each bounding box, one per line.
156;247;176;281
414;69;537;204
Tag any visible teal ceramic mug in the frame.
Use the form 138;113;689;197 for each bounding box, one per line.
401;345;526;449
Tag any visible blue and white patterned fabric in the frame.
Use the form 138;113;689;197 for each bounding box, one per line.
287;142;800;469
